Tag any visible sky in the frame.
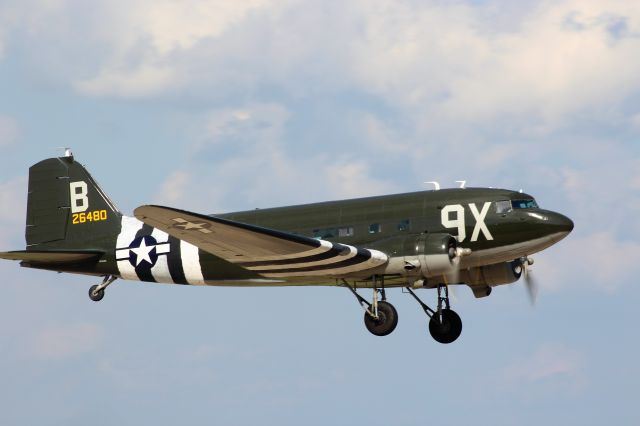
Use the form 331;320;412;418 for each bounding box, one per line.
0;0;639;424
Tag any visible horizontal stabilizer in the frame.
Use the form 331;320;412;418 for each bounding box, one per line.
0;250;103;264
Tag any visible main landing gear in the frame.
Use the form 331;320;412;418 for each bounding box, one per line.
406;285;462;344
88;275;117;302
344;277;462;343
343;278;398;336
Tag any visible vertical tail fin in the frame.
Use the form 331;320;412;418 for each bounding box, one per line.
26;155;122;251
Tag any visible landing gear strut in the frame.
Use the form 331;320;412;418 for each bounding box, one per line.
406;284;462;344
89;275;117;302
343;277;398;336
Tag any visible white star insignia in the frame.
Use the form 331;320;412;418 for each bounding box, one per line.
172;218;213;234
130;238;154;266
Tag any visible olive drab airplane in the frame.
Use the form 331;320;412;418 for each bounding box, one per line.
0;152;574;343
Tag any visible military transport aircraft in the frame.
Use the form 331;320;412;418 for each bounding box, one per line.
0;152;573;343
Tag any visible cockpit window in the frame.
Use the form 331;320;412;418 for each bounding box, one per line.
511;199;539;209
495;200;512;214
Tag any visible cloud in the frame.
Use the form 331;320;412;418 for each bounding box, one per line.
501;342;586;388
0;115;19;146
70;0;279;98
538;232;640;292
630;113;640;131
154;170;192;205
324;159;397;199
130;0;274;55
351;0;640;126
76;65;176;98
153;102;400;212
197;102;290;152
0;175;27;248
1;0;639;136
26;323;102;360
0;175;26;221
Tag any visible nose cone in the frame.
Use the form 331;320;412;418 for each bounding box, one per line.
541;211;574;239
515;209;574;254
550;212;574;234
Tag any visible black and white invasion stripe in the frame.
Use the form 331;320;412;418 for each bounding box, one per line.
235;240;388;278
115;216;205;285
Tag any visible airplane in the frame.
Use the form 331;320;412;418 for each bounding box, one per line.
0;151;574;343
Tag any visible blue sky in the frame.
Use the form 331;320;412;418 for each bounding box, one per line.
0;0;639;425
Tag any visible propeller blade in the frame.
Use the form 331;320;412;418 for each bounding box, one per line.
524;266;538;305
448;256;461;284
447;258;461;301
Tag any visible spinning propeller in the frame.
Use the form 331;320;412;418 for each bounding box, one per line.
514;257;538;305
446;241;471;288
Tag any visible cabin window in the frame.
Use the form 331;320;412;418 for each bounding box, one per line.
397;219;410;231
511;199;539;209
338;227;354;237
368;223;382;234
495;200;512;214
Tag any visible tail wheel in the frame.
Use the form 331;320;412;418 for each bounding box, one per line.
88;285;105;302
428;309;462;344
364;301;399;336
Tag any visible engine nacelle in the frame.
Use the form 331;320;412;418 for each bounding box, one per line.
376;233;458;277
460;261;522;287
414;233;458;277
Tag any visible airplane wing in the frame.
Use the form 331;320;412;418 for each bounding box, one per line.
134;205;388;278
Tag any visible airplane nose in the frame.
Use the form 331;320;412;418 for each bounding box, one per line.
548;211;574;234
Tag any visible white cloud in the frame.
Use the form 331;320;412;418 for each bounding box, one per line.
70;0;280;98
351;0;640;126
630;112;640;131
150;102;295;211
501;343;586;388
538;232;640;292
155;170;192;205
26;323;102;360
132;0;274;54
0;115;19;146
359;113;411;154
324;160;397;199
0;175;27;248
199;102;290;151
2;0;639;132
154;101;400;212
0;176;26;222
76;65;176;98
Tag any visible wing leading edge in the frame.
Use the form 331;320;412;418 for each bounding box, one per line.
134;205;388;278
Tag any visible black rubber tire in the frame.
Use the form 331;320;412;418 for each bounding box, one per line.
364;301;398;336
429;309;462;344
88;285;105;302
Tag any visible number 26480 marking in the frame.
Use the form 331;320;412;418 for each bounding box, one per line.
72;210;108;224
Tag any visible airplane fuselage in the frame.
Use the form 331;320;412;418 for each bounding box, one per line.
24;187;573;291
